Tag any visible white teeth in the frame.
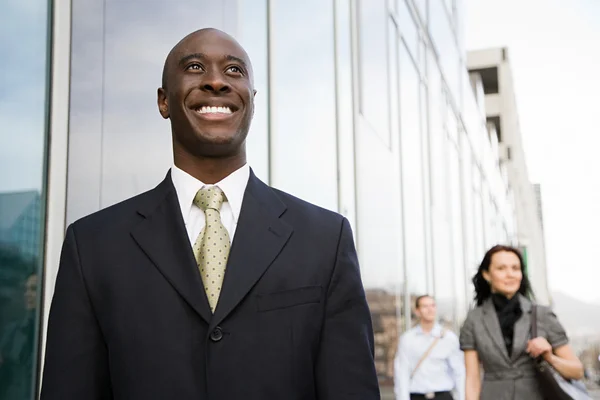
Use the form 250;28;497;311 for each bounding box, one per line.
196;106;232;114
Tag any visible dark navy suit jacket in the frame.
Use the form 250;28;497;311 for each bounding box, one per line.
41;170;380;400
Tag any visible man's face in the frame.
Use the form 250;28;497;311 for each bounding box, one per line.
158;29;256;158
415;296;437;324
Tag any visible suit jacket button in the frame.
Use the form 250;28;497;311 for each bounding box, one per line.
210;327;223;342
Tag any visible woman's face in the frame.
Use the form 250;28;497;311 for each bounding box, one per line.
483;250;523;298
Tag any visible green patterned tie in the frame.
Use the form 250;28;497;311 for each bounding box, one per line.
193;186;231;313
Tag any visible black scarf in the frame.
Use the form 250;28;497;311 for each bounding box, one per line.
491;293;523;357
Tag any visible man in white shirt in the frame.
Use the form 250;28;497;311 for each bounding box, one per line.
394;295;465;400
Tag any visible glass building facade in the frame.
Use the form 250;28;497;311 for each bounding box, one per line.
1;0;522;398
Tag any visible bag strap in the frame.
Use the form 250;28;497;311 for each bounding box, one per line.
410;328;446;380
531;304;538;338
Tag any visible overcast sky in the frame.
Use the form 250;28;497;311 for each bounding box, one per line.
466;0;600;303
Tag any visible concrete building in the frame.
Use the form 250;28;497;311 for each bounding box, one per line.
467;47;550;304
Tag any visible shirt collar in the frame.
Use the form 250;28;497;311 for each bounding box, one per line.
416;323;443;337
171;164;250;224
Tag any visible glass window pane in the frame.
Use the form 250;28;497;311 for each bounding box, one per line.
461;132;476;303
449;142;466;322
368;20;404;394
411;0;427;23
482;184;493;249
400;44;427;325
356;19;404;395
429;0;460;103
397;0;418;59
335;0;357;227
0;0;50;398
472;167;485;257
430;119;454;326
238;0;270;182
358;0;390;145
269;0;338;211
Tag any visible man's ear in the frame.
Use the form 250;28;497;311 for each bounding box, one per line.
157;87;169;119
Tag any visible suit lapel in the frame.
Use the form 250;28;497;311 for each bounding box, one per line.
131;172;212;324
210;172;293;330
511;295;533;362
482;299;511;364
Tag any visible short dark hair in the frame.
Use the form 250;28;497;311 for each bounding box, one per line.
472;244;534;306
415;295;434;309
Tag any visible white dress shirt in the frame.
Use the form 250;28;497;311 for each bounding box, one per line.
394;323;465;400
170;164;250;245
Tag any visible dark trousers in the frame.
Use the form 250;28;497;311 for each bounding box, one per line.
410;392;454;400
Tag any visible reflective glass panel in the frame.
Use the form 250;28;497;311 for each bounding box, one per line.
399;44;427;325
0;0;50;398
269;0;338;211
358;0;390;145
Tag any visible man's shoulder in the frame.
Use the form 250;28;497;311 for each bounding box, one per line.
399;326;419;341
71;184;161;233
441;328;459;342
269;187;345;225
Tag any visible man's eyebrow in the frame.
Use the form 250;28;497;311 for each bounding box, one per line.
178;53;206;66
225;55;248;70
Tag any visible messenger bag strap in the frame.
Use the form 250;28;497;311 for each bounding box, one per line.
410;328;446;380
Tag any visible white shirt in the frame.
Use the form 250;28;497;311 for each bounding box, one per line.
170;164;250;245
394;323;465;400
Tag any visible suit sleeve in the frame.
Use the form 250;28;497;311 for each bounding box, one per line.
315;217;380;399
540;306;569;349
41;225;112;400
459;311;476;351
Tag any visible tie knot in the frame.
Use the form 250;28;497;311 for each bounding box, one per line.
193;186;226;212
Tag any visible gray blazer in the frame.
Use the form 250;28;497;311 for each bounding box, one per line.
459;295;568;400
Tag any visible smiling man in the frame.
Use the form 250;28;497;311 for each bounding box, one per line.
40;29;380;400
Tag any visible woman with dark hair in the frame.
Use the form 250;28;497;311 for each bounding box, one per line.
460;245;584;400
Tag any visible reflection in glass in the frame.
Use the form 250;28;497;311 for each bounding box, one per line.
396;0;419;60
429;0;460;104
481;185;493;249
269;0;338;211
411;0;428;23
355;13;405;394
366;21;405;392
399;44;427;326
448;142;466;322
460;134;477;303
335;0;357;228
430;101;455;327
472;168;485;258
358;0;390;145
0;0;49;398
238;0;269;182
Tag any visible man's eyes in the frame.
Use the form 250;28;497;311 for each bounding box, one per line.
186;63;204;71
226;66;243;74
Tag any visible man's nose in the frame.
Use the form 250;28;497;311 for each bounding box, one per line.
202;72;231;93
